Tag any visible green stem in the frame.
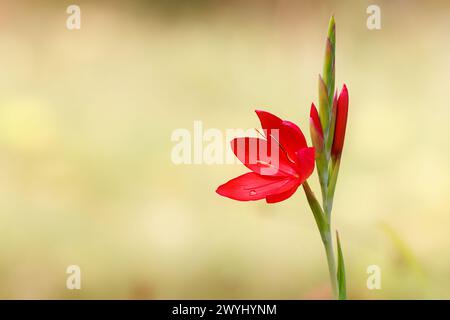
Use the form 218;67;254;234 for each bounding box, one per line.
302;181;338;299
323;229;338;299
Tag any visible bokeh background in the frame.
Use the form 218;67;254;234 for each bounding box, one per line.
0;0;449;299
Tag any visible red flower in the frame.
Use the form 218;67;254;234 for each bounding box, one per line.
216;110;315;203
331;84;349;158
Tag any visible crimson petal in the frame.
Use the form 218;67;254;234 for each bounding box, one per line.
255;110;307;162
265;180;300;203
231;137;297;177
294;147;316;183
216;172;296;202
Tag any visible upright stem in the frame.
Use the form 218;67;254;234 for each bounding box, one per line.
303;15;345;300
323;229;338;299
302;181;338;299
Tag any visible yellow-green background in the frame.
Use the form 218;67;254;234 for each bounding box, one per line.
0;0;449;299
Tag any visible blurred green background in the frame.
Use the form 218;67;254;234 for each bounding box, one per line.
0;0;449;299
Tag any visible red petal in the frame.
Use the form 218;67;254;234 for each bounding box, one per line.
309;103;323;138
231;137;296;177
332;85;349;158
294;147;316;183
255;110;283;132
265;181;300;203
255;110;307;161
216;172;296;202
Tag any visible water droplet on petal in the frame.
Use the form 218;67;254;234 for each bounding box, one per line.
249;190;257;196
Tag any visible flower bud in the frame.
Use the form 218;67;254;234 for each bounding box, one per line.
318;75;329;130
310;103;324;153
331;84;349;159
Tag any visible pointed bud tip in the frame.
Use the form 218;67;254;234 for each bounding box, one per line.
327;15;336;42
309;103;317;116
342;84;348;93
309;103;324;140
318;74;326;87
338;84;349;105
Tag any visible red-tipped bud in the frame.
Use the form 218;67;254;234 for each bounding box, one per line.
332;92;338;116
310;103;324;152
331;84;349;158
